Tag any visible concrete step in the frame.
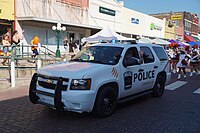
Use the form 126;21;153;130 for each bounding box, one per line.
0;78;31;91
0;68;36;78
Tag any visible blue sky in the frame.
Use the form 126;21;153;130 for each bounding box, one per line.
117;0;200;25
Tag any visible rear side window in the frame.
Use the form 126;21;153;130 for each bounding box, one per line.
153;47;169;61
140;46;154;63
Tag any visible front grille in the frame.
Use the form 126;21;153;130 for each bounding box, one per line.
37;74;69;91
38;81;68;91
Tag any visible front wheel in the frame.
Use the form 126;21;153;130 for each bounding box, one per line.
93;86;117;117
151;75;166;97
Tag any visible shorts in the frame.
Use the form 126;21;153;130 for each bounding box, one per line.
3;47;9;53
32;49;39;55
171;58;179;61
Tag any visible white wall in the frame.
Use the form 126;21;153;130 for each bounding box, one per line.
121;7;165;38
121;8;146;36
144;15;165;38
88;0;122;32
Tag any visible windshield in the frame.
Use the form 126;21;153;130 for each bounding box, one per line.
71;46;123;65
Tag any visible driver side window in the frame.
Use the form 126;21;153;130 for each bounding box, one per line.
123;47;139;66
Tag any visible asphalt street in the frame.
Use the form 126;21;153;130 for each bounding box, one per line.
0;73;200;133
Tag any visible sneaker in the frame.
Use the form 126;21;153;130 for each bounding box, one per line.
190;73;193;77
184;75;186;78
177;74;181;79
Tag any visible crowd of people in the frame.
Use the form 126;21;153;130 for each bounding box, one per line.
168;45;200;79
1;28;24;65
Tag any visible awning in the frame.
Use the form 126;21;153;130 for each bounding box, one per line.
84;26;134;43
138;37;153;43
187;41;200;47
17;16;101;30
192;36;200;42
184;34;196;42
151;38;170;45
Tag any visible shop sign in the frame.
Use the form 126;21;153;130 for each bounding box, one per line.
99;7;116;16
131;18;139;24
150;23;162;31
171;14;182;20
168;21;174;27
0;0;14;20
185;32;190;36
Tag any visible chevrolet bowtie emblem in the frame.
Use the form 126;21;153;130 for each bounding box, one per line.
47;79;53;84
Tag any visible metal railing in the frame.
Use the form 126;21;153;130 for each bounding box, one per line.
0;43;65;87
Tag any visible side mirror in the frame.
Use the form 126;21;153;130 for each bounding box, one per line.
124;57;139;67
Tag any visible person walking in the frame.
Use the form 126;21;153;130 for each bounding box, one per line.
63;37;69;53
176;50;189;79
189;50;199;76
170;48;179;73
1;34;11;65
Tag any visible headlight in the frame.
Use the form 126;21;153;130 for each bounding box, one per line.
70;79;91;90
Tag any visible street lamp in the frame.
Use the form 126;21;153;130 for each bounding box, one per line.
52;23;66;58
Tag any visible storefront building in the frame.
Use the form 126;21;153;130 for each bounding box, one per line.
0;0;15;42
15;0;181;50
16;0;100;52
151;11;200;42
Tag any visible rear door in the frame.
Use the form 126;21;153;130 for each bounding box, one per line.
138;46;159;91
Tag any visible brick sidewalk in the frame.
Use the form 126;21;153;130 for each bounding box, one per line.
0;86;29;101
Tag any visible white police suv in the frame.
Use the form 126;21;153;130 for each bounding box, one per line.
29;42;171;117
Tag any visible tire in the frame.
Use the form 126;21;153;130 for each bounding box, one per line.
151;75;166;97
93;86;117;117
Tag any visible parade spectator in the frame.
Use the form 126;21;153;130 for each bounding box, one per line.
6;27;11;44
72;39;79;53
68;41;73;53
176;50;189;79
1;34;11;65
12;30;24;56
63;37;69;53
30;36;39;62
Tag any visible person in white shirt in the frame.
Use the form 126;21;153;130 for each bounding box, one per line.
176;50;189;79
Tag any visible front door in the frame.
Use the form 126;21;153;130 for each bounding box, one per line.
120;47;143;98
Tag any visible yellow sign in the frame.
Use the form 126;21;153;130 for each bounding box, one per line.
0;0;15;20
171;14;182;20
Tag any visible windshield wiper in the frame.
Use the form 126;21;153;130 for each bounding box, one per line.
90;60;106;64
70;58;83;62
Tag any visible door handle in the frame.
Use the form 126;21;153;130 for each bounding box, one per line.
153;66;158;69
138;69;144;72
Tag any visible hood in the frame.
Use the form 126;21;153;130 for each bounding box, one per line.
37;61;109;78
